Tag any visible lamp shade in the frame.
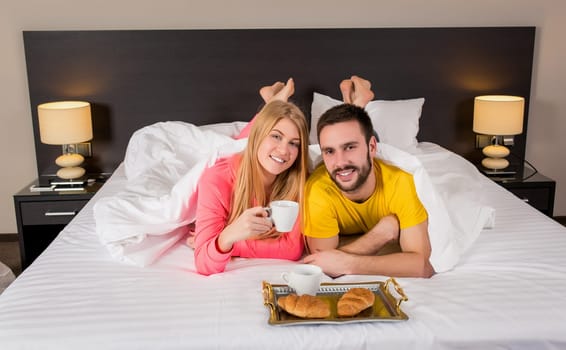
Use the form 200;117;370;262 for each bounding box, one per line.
473;95;524;136
38;101;93;145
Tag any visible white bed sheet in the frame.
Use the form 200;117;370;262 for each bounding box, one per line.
1;145;566;350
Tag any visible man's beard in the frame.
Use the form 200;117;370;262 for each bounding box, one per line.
330;153;372;193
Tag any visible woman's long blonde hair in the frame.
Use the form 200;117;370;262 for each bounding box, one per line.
228;100;309;225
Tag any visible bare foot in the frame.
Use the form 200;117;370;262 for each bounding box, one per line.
350;75;374;108
270;77;294;102
340;79;354;104
260;81;285;103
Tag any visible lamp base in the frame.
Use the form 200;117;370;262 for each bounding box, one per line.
481;143;512;176
54;152;86;180
57;166;86;180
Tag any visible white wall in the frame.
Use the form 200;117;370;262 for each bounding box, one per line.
1;0;565;234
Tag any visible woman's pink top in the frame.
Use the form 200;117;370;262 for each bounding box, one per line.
193;148;304;275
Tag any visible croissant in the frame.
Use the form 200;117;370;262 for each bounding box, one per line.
337;287;375;317
277;294;331;319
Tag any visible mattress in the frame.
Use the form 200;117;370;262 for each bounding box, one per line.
1;145;566;350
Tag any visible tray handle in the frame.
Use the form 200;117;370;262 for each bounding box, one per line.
262;281;278;320
384;277;408;311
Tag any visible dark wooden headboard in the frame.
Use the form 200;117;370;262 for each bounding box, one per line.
23;27;535;179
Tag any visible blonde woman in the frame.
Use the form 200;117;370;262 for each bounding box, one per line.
192;79;310;275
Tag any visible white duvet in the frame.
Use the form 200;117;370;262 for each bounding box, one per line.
94;121;494;272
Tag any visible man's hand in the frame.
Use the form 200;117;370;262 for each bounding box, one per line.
303;249;352;278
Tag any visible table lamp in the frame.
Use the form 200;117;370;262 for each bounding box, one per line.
37;101;93;180
473;95;524;174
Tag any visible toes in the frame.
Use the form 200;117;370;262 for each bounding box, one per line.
283;77;295;94
271;77;294;102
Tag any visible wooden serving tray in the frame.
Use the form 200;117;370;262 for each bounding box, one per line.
262;278;408;326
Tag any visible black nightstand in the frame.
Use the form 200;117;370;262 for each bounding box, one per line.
13;179;102;269
493;170;556;217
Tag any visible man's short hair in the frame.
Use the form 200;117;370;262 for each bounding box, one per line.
316;104;376;144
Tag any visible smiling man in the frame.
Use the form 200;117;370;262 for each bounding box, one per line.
303;103;434;278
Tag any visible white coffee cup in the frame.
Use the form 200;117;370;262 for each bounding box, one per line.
281;264;322;296
266;200;299;232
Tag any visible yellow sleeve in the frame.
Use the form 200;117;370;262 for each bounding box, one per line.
303;168;340;239
385;169;428;229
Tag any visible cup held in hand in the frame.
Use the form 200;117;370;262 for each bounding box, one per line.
266;200;299;232
281;264;322;296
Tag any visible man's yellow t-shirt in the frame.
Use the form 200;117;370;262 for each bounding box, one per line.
303;159;428;239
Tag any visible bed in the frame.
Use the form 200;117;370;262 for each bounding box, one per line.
2;27;566;349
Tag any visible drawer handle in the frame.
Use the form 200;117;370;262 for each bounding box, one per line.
44;211;77;217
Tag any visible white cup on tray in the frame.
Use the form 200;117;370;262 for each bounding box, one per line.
281;264;323;296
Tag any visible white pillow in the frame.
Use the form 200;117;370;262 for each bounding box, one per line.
310;92;425;151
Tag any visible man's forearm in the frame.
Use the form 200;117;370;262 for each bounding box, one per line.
306;235;339;253
339;216;399;255
341;251;434;278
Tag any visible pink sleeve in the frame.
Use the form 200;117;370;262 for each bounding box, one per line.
193;160;235;275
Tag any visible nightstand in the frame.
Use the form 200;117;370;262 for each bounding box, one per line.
13;179;102;269
494;170;556;217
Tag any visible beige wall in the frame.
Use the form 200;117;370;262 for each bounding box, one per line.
1;0;565;234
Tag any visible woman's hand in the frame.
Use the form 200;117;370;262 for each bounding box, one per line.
216;207;276;252
254;226;283;240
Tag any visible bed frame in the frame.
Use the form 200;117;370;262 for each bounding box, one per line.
23;27;535;179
